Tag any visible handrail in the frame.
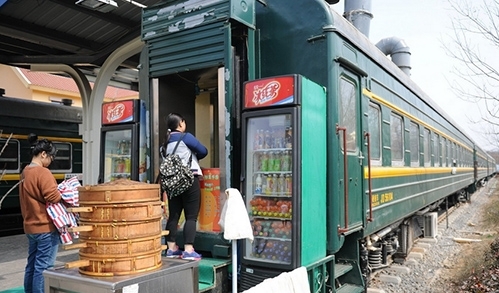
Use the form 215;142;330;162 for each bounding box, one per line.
364;132;373;222
336;125;349;234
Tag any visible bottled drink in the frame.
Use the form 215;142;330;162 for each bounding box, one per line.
265;174;272;195
278;174;285;194
285;174;292;195
254;130;260;150
273;151;281;171
285;127;292;148
255;174;262;194
264;130;271;149
253;152;261;171
268;152;275;171
281;151;290;171
271;174;278;193
261;152;269;172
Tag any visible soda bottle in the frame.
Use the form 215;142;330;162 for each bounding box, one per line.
270;129;276;148
261;152;269;172
285;174;292;195
253;152;261;171
272;174;278;194
282;150;290;171
285;127;292;148
255;174;263;194
278;174;285;194
265;174;272;195
264;130;271;149
268;152;275;171
254;130;260;150
258;130;264;149
273;151;281;171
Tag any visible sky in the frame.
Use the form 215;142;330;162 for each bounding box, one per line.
332;0;496;150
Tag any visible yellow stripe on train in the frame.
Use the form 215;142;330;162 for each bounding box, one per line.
2;174;67;181
363;167;476;179
0;133;82;143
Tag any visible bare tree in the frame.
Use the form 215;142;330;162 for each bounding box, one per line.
446;0;499;148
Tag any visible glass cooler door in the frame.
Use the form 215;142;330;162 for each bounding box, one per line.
244;113;294;265
103;128;132;182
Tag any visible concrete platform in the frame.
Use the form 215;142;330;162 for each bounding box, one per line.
0;234;79;291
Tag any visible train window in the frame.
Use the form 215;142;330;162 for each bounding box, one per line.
441;138;446;167
409;122;419;166
0;138;20;173
368;103;381;163
447;140;453;167
390;113;403;165
48;142;72;172
433;133;440;167
424;128;431;167
339;78;357;152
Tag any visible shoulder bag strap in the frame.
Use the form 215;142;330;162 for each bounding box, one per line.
171;132;187;154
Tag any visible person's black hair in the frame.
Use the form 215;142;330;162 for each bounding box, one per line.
28;133;57;158
160;113;184;158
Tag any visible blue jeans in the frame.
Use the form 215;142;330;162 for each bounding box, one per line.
24;231;59;293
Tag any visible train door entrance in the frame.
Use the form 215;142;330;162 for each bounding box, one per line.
336;70;364;235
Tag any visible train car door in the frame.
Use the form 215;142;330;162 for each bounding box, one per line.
336;70;364;235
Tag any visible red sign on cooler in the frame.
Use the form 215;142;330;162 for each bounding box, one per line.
244;76;295;108
102;100;135;125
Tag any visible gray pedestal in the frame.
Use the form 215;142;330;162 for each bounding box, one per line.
44;258;199;293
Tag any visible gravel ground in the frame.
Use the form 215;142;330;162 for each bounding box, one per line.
367;177;498;293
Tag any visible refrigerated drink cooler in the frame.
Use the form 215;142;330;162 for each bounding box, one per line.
240;74;328;290
100;99;149;183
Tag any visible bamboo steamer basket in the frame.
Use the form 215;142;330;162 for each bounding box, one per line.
66;250;163;277
78;181;160;204
74;201;163;222
68;233;167;256
65;180;168;276
74;218;163;241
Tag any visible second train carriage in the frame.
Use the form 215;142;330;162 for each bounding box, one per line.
0;96;83;236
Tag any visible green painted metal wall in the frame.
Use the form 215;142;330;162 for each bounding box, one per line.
299;76;327;266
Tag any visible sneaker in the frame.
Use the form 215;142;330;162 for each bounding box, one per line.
166;249;183;258
182;250;202;260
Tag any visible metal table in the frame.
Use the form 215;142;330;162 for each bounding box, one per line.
44;258;199;293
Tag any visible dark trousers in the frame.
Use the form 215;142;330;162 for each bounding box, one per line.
165;176;201;245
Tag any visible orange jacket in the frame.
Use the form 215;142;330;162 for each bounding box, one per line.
19;164;61;234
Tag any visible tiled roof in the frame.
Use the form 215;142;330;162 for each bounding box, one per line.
18;68;138;99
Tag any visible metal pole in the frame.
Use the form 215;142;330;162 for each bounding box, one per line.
232;240;237;293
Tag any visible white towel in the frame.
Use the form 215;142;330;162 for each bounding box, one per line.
241;267;310;293
288;267;310;293
218;188;253;241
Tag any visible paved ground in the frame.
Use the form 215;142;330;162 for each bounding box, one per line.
0;234;79;291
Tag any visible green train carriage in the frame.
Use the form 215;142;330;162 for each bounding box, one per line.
253;0;487;283
0;96;83;236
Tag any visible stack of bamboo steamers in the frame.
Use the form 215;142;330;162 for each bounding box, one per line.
65;179;168;277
